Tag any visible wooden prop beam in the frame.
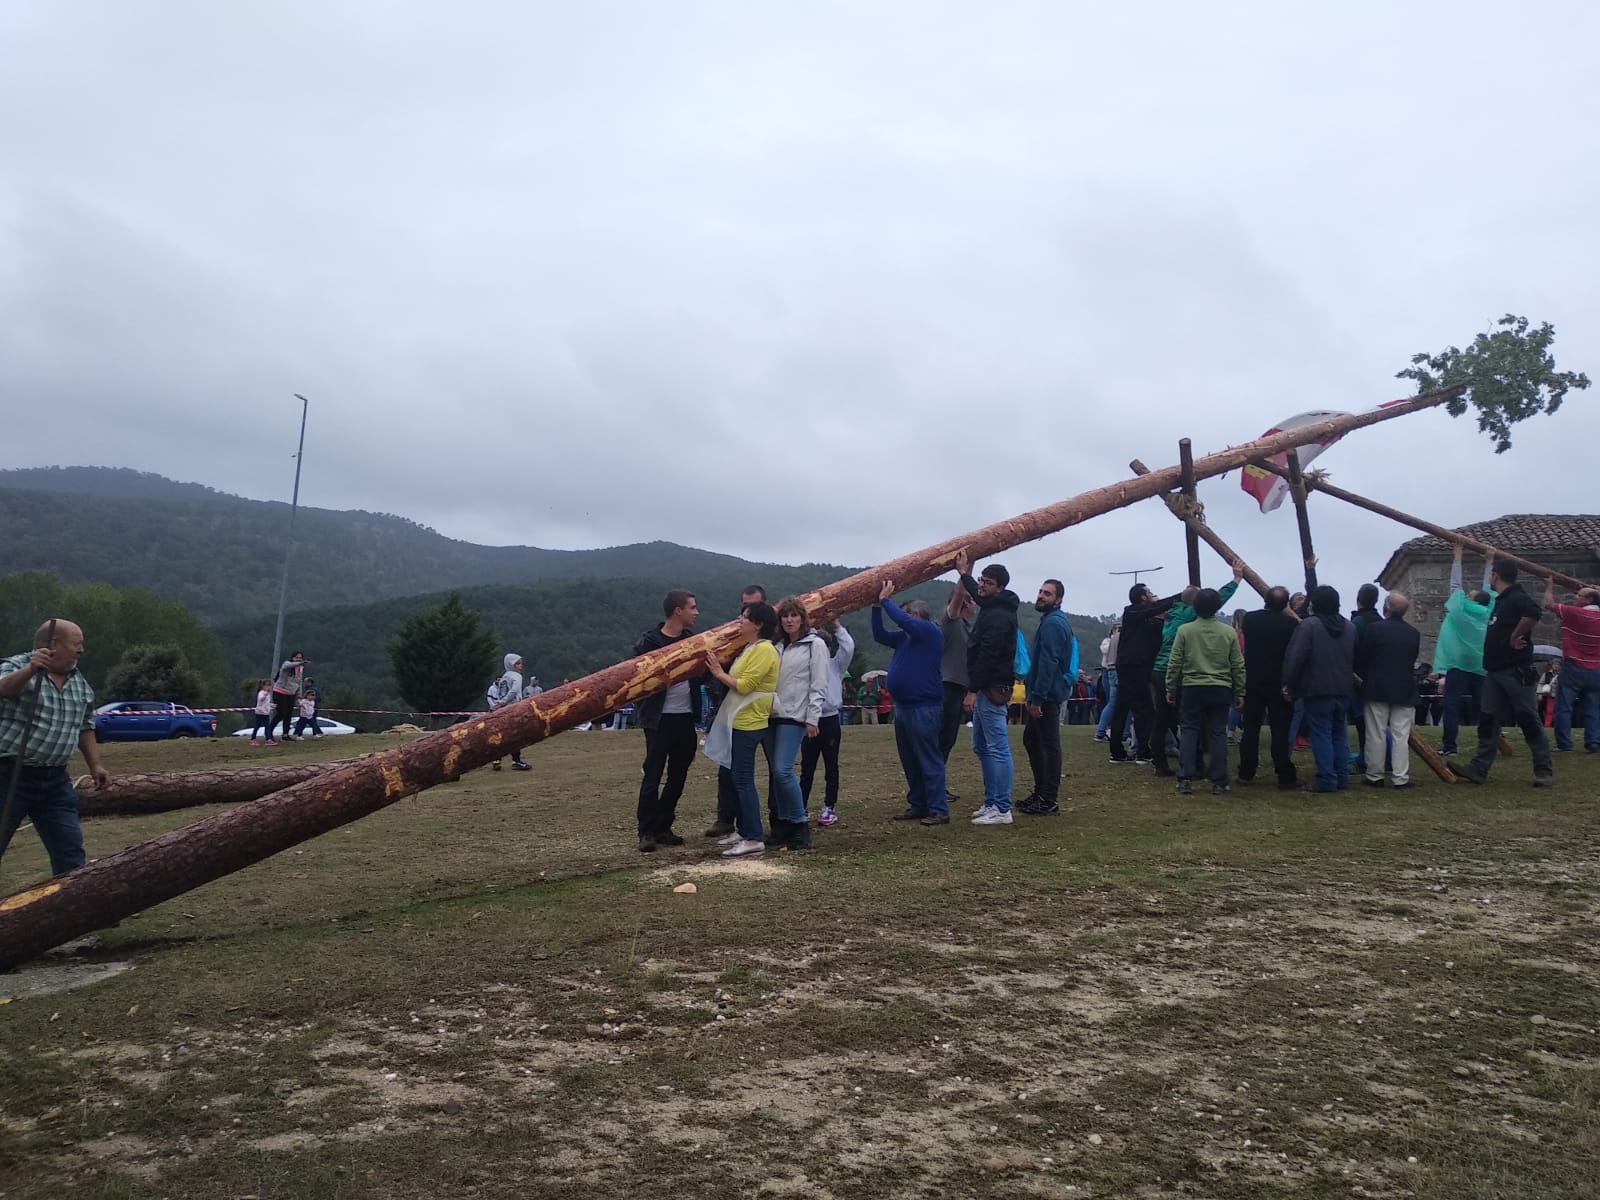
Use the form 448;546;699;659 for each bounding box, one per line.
76;763;349;818
0;385;1465;970
1128;459;1270;599
1179;439;1201;587
1285;449;1319;593
1408;732;1460;783
1247;462;1589;593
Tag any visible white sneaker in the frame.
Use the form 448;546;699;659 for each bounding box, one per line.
717;832;742;847
721;838;765;857
969;804;996;821
972;809;1013;826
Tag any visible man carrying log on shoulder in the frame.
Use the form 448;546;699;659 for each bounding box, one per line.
0;619;112;877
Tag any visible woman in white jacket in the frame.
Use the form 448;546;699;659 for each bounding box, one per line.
767;597;830;850
800;620;854;827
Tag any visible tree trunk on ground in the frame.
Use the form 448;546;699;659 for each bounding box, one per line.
0;385;1464;970
76;763;349;817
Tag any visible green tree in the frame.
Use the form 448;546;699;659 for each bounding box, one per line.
103;644;206;705
1398;314;1590;454
387;593;497;715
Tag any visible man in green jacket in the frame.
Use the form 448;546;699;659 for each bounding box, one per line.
1166;588;1246;795
1149;561;1244;776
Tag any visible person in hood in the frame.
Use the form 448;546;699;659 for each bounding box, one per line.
1450;559;1553;786
872;582;948;825
1282;586;1355;792
765;597;829;850
800;619;855;827
1019;578;1075;816
633;590;706;853
487;652;530;772
954;549;1020;825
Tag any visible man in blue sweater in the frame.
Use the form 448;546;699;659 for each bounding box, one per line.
1020;579;1075;816
872;581;948;826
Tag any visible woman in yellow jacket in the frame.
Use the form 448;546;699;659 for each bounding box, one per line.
702;602;780;857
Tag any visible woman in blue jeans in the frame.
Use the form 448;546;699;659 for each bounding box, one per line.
701;603;781;857
766;597;831;850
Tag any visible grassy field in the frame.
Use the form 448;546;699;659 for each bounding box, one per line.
1;723;1596;1199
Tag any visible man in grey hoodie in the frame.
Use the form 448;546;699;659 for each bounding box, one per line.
487;652;530;772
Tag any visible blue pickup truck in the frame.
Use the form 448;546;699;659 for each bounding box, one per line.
94;701;218;742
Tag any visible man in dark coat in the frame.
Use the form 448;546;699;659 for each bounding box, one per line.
1239;586;1300;789
1355;591;1422;788
1105;582;1179;764
1282;585;1356;792
955;549;1020;824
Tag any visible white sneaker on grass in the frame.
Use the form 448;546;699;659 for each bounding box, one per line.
968;804;996;822
717;832;743;847
972;808;1013;826
721;838;765;857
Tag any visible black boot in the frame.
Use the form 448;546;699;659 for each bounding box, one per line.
784;818;812;851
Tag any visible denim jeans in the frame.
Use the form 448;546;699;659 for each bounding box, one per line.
1178;685;1231;786
1095;669;1119;737
893;702;948;816
721;727;767;840
1441;668;1484;755
1302;696;1349;791
763;721;809;822
0;763;87;876
1554;658;1600;751
1021;700;1062;802
970;693;1013;812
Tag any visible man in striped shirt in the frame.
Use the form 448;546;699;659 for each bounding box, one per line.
1544;578;1600;754
0;619;112;876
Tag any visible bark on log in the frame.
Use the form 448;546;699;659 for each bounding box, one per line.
0;384;1465;970
1129;459;1270;599
1409;732;1459;783
1246;463;1590;593
76;763;348;817
1179;439;1202;588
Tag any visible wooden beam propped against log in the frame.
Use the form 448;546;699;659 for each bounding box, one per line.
1179;439;1202;587
1129;458;1270;599
1285;449;1319;594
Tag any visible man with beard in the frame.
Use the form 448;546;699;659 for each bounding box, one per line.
1019;579;1075;816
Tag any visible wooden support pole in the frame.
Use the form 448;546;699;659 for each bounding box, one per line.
1284;449;1319;594
1129;458;1270;599
0;385;1466;970
1179;439;1201;587
1409;732;1460;783
1246;461;1589;593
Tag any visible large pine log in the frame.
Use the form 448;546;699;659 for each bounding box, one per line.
0;386;1464;969
76;763;348;817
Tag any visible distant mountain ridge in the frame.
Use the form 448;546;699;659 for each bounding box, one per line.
0;466;820;624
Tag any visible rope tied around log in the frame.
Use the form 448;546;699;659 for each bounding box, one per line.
1167;492;1206;525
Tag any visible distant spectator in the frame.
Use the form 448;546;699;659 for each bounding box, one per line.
295;679;322;738
486;653;530;772
270;652;307;743
249;679;274;745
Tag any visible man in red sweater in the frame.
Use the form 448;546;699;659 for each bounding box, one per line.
1545;578;1600;753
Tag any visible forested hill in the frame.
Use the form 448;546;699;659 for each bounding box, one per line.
0;467;810;624
211;579;1110;715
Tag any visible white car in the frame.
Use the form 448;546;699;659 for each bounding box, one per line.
232;716;359;737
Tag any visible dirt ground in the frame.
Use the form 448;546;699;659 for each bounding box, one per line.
1;725;1596;1198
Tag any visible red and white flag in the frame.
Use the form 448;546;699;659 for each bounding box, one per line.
1240;398;1412;512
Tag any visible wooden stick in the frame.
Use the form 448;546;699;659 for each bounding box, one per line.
0;384;1466;970
1409;732;1460;783
1179;439;1201;587
1129;459;1271;599
1285;449;1319;593
1246;461;1589;593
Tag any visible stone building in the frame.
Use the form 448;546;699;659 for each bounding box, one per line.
1377;515;1600;664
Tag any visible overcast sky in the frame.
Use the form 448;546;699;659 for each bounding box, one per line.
2;2;1596;619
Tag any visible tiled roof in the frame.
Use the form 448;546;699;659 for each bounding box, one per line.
1394;514;1600;556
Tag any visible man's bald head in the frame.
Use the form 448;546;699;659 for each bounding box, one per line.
1385;592;1410;618
35;619;82;648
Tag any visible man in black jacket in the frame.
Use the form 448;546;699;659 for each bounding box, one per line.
1451;560;1554;786
1105;582;1179;764
955;550;1020;825
634;590;707;852
1283;585;1356;792
1355;591;1422;788
1238;587;1299;789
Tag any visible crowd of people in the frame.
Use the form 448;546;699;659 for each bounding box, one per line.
2;543;1597;878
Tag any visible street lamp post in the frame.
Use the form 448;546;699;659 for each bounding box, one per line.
268;394;310;679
